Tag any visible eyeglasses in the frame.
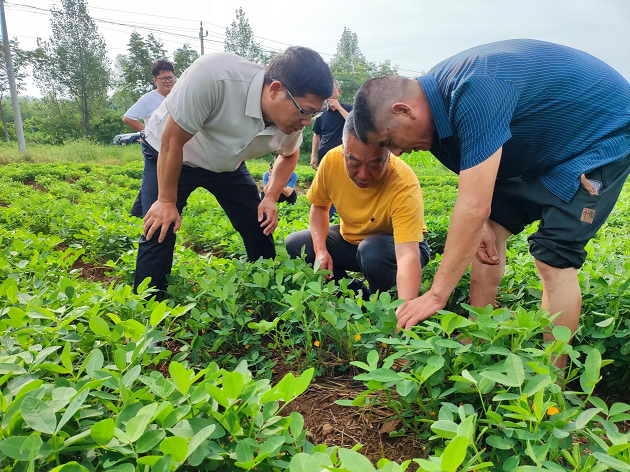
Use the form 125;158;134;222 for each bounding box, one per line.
155;76;176;83
283;83;323;119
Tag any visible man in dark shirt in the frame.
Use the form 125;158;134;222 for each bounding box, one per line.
353;39;630;369
310;79;352;169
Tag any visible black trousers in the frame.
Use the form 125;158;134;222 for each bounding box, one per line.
285;225;430;294
133;142;275;293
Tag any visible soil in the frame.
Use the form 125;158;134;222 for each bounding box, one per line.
23;180;47;192
284;376;426;468
70;259;119;285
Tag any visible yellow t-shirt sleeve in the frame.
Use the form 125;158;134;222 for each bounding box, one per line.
390;182;425;244
307;153;332;208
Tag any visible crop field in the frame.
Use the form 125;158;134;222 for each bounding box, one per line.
0;145;629;471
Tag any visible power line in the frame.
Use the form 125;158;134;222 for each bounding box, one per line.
7;0;423;77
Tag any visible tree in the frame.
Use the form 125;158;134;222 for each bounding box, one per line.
173;43;199;77
0;37;29;141
34;0;111;136
117;31;167;100
330;27;398;101
224;7;263;64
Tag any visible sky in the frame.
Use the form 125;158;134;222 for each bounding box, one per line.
3;0;630;97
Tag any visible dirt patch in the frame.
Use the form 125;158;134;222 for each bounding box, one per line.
0;201;7;207
154;339;184;377
71;259;118;285
285;377;426;468
23;180;47;192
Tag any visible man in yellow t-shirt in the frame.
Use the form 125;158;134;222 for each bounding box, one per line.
285;113;429;299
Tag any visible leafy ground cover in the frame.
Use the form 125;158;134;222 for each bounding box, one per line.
0;145;628;471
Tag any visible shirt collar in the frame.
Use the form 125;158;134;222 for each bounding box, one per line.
245;69;266;120
245;69;279;136
418;74;452;140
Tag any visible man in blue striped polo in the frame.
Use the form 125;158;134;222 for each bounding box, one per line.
352;39;630;365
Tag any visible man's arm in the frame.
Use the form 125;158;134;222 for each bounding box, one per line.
396;148;503;329
328;99;349;119
311;133;320;169
122;116;144;132
310;204;333;278
258;149;299;235
394;242;422;301
142;116;194;243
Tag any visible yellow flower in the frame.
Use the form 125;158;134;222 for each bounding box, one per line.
354;334;361;341
314;340;320;347
430;411;436;416
193;287;197;292
245;344;250;349
382;342;387;348
247;308;252;313
547;406;560;416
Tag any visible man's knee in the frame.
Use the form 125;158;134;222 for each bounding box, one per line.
285;231;311;259
534;258;578;286
357;236;394;273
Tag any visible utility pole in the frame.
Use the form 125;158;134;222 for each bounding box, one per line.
0;0;25;152
199;21;208;55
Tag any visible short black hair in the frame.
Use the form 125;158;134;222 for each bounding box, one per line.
264;46;333;99
152;59;174;78
352;77;381;143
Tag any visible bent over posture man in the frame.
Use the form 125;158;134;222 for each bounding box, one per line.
136;47;333;294
286;113;430;299
353;39;630;366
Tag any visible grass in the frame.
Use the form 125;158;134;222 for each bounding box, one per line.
0;140;450;182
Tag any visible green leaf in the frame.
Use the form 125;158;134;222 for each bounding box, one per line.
136;430;166;454
609;402;630;417
294;368;314;398
430;420;458;439
91;418;114;446
187;424;216;459
575;408;602;430
21;397;57;434
169;361;192;395
580;348;602;394
289;453;323;472
81;349;104;378
56;389;90;433
114;348;127;371
223;371;244;399
365;368;401;383
127;414;153;442
552;325;572;343
20;432;42;459
89;316;110;337
441;435;468;472
160;436;188;463
338;448;376;472
421;356;445;381
593;452;630;472
0;436;30;460
290;411;305;439
479;370;520;387
61;342;72;372
50;461;89;472
151;454;171;472
486;435;515;450
150;302;168;327
504;354;525;387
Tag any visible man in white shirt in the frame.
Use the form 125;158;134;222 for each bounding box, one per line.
135;47;333;295
123;59;176;217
